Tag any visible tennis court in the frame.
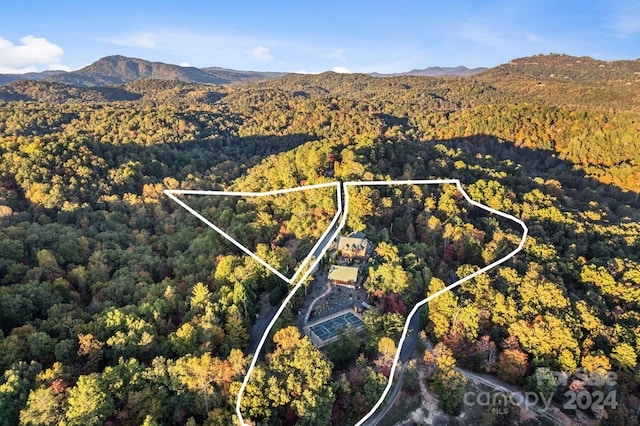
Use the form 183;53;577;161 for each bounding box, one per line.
306;310;364;346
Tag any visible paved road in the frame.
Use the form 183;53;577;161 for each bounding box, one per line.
312;219;342;258
362;307;423;426
461;370;563;426
243;218;558;425
364;363;409;426
399;309;422;362
244;304;280;356
364;313;564;426
244;216;343;357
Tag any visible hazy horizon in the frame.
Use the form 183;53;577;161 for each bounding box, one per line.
1;0;639;75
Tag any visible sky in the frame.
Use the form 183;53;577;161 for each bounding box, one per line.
0;0;639;74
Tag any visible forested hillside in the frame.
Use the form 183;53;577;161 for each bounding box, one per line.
0;56;287;87
0;54;639;425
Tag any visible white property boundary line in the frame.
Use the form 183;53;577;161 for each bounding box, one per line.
346;180;528;426
164;182;342;285
166;179;528;426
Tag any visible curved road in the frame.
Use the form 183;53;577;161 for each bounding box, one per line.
245;303;280;356
363;317;564;426
247;301;566;426
363;307;423;425
244;219;343;357
461;370;563;426
242;182;537;426
243;248;558;425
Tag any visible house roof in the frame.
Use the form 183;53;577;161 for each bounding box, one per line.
348;231;366;239
328;265;359;283
336;236;369;252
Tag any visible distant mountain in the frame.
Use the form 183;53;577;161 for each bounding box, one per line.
45;55;283;87
0;70;67;85
2;53;638;91
202;67;288;81
371;66;487;77
0;56;288;88
0;56;484;89
481;53;640;82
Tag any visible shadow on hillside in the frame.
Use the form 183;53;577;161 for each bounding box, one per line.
94;132;319;188
374;113;409;128
352;134;639;221
195;91;226;105
0;82;143;103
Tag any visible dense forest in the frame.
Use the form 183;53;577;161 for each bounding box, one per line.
0;54;639;425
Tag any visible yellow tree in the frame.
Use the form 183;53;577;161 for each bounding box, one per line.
267;326;335;425
375;337;397;373
65;375;114;426
168;352;220;413
428;278;458;339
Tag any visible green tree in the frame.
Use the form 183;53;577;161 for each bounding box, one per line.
367;262;410;295
169;323;199;357
427;277;458;339
431;369;468;416
325;324;361;369
0;361;42;426
233;281;256;320
189;282;212;313
65;375;114;426
225;305;249;349
238;365;272;420
526;367;558;401
267;326;335;425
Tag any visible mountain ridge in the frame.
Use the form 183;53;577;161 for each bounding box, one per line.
46;55;273;87
0;53;639;91
370;66;487;77
0;69;67;86
482;53;640;83
0;55;289;87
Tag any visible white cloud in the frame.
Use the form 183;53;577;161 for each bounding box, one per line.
98;30;282;68
458;25;508;48
179;61;191;67
48;63;71;71
0;35;64;73
251;45;273;60
100;33;156;48
610;13;640;37
0;65;37;74
332;66;350;73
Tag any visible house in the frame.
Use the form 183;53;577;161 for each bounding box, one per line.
328;265;360;287
335;232;371;260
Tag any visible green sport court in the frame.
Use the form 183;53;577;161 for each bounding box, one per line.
306;310;364;347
